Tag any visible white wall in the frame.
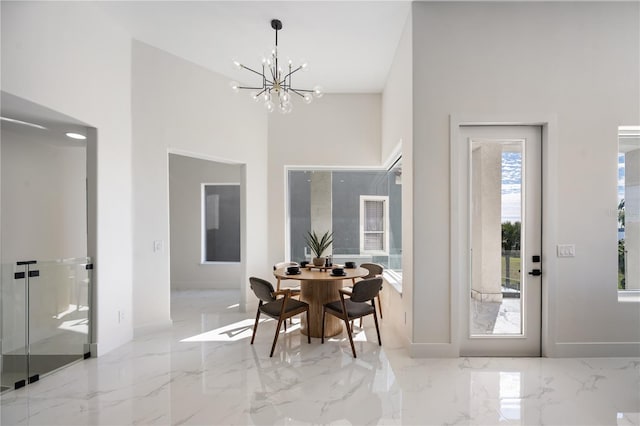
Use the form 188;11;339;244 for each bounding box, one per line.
132;41;268;331
169;154;241;290
1;128;87;262
381;14;413;342
382;14;412;164
267;94;382;270
6;1;636;359
411;2;640;356
1;2;134;355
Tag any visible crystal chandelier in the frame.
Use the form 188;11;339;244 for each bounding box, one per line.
230;19;323;113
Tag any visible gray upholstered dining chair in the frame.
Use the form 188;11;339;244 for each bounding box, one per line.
321;277;382;358
249;276;310;357
347;262;384;324
273;261;301;295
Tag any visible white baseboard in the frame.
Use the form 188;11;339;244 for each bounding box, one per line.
548;342;640;358
171;282;239;290
407;341;640;358
133;319;174;338
87;343;98;357
409;343;458;358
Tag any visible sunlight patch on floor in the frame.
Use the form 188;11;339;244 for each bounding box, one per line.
180;318;303;342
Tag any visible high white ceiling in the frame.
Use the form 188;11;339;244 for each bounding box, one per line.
98;1;412;93
2;2;410;140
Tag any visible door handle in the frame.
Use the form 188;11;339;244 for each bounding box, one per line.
528;269;542;276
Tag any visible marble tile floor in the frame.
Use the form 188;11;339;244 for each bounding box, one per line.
1;289;638;425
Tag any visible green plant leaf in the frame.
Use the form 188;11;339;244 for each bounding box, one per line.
305;230;333;258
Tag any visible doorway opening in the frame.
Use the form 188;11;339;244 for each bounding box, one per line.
1;92;96;392
168;154;243;298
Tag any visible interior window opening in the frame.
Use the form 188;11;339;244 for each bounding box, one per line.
287;159;402;288
618;125;640;302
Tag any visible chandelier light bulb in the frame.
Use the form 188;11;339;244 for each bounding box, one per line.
230;19;322;113
229;81;240;92
265;100;275;113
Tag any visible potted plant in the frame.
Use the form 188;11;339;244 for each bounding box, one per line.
305;230;333;266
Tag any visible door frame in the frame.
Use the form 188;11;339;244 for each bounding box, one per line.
450;114;558;357
460;125;542;356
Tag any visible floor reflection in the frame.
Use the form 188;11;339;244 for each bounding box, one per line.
248;341;387;425
0;290;637;426
498;371;522;422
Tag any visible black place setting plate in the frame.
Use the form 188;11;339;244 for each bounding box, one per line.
286;271;302;275
330;272;346;276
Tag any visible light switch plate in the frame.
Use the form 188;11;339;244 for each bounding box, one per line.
557;244;575;257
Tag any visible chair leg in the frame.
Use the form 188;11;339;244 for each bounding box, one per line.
306;311;311;344
344;316;357;358
270;317;284;357
377;295;383;319
250;309;261;345
321;309;326;343
372;312;382;346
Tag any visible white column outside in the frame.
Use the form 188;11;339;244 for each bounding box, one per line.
471;143;503;302
309;171;333;256
624;149;640;290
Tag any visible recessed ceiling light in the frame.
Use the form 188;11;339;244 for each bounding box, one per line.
65;132;87;140
1;116;47;130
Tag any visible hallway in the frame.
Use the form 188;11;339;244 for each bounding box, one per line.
1;290;638;425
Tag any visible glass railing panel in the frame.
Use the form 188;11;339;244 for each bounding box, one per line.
27;257;91;380
1;262;28;392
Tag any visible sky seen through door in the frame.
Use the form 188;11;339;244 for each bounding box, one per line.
501;152;522;223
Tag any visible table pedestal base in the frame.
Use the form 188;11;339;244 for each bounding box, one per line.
299;279;344;338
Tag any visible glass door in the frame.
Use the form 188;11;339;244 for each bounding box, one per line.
27;258;92;382
1;262;28;391
460;126;542;356
1;258;91;392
